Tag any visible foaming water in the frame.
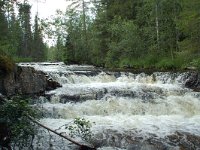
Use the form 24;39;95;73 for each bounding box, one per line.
19;63;200;149
42;94;200;118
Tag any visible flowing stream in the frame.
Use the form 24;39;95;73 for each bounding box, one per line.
19;62;200;150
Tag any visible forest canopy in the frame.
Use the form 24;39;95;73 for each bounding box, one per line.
0;0;47;63
0;0;200;70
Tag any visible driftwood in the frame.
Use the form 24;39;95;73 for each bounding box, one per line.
0;96;96;150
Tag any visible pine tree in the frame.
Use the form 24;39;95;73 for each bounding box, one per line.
32;14;46;61
0;0;9;54
7;3;22;57
18;1;32;58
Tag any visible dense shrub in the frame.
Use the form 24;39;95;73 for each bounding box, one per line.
0;97;40;149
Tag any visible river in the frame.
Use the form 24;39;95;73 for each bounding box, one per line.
19;62;200;150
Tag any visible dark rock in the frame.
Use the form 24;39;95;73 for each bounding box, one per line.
113;72;121;78
96;88;108;100
46;79;61;91
74;70;101;76
0;122;11;150
60;95;81;103
60;93;98;103
0;66;61;97
185;72;200;92
127;143;158;150
167;132;200;149
91;129;200;150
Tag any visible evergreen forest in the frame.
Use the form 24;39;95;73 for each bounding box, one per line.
0;0;200;70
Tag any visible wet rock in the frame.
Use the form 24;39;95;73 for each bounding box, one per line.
96;88;108;100
46;78;61;91
127;143;158;150
109;89;135;98
0;66;61;97
60;95;81;103
185;72;200;92
91;129;200;150
74;70;101;76
113;72;121;78
108;89;158;101
167;132;200;149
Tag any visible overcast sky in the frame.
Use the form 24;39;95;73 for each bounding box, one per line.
17;0;70;45
25;0;70;19
19;0;90;45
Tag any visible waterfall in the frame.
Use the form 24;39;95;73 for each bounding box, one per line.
18;62;200;150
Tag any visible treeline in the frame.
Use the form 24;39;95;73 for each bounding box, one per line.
48;0;200;70
0;0;46;62
1;0;199;70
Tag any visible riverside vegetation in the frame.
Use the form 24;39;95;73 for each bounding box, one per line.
0;0;200;70
0;96;39;149
45;0;200;70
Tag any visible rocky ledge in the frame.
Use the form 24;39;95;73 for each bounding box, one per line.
0;66;61;97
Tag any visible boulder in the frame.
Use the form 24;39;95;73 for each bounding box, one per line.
0;66;61;97
185;72;200;92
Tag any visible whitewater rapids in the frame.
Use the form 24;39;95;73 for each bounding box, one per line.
19;62;200;150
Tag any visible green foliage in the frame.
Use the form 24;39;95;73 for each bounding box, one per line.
0;1;47;62
190;58;200;70
66;117;94;142
0;0;196;70
155;58;176;70
106;17;143;68
32;14;47;61
0;97;40;148
13;56;33;63
18;2;33;58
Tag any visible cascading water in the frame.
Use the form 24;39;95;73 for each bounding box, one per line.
19;62;200;150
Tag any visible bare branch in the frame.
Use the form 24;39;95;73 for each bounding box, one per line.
28;116;96;150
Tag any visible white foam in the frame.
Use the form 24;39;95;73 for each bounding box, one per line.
40;114;200;139
42;94;200;118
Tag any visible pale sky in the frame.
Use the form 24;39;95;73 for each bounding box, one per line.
22;0;71;45
20;0;70;19
18;0;90;45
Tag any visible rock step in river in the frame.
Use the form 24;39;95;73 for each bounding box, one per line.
18;62;200;150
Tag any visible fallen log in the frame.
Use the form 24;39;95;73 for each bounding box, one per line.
27;116;96;150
